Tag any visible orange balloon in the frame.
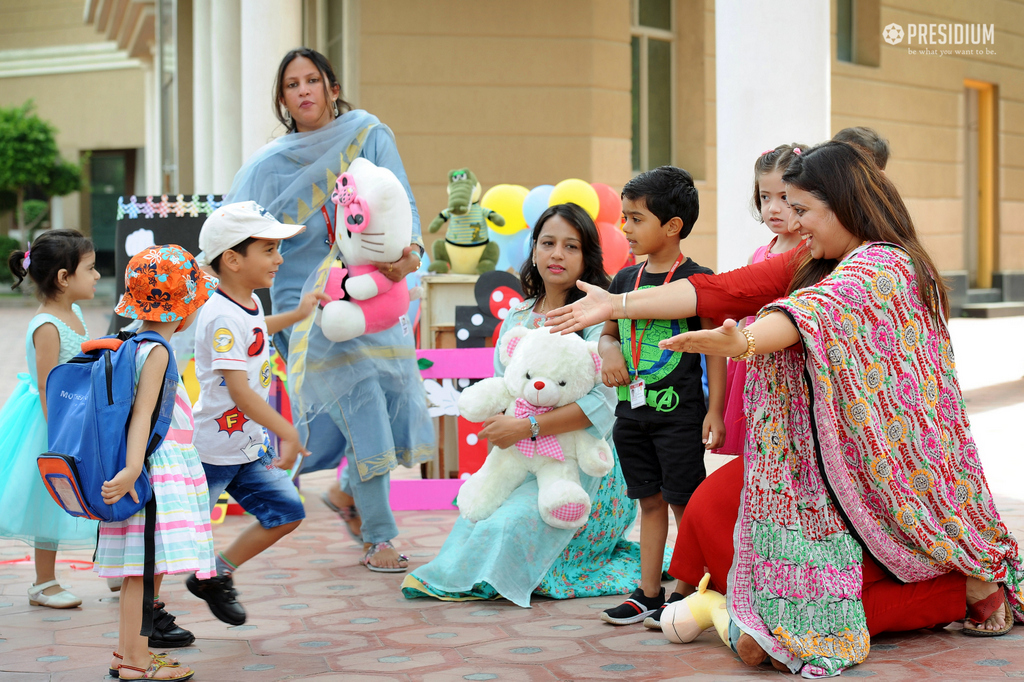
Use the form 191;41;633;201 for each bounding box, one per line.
598;221;630;275
591;183;621;226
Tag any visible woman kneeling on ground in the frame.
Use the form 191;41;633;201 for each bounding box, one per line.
549;141;1022;676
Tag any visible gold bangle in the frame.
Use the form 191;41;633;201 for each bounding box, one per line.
733;328;756;361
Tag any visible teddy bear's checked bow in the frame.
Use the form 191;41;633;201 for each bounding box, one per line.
512;398;564;461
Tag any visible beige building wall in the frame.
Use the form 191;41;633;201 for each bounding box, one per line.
0;0;146;233
358;0;635;255
830;0;1024;274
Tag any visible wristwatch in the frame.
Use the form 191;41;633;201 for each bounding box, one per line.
528;415;540;441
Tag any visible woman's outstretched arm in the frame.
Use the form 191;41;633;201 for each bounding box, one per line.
546;247;802;334
658;313;800;358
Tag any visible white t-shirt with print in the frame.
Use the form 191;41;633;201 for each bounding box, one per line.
193;289;272;466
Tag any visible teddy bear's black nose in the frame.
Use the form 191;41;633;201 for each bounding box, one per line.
534;380;545;390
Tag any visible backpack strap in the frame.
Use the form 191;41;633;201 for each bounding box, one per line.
128;331;178;639
81;338;124;353
140;493;158;636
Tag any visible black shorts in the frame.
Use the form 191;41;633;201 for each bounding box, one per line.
612;417;706;505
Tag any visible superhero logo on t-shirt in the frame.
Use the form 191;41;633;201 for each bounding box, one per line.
248;328;265;357
260;360;271;388
216;406;248;435
213;328;234;352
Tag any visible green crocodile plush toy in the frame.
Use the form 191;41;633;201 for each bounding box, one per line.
428;168;502;274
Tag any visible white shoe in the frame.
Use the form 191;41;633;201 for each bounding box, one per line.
106;577;124;592
28;580;82;608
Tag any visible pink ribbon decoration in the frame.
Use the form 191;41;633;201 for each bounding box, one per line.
22;249;30;268
513;398;563;461
332;172;371;234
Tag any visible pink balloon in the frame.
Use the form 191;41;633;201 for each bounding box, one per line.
591;183;621;226
598;221;630;275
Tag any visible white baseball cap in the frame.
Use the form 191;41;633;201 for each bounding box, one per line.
196;201;305;266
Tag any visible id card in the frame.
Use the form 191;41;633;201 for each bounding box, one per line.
399;314;411;337
629;379;646;409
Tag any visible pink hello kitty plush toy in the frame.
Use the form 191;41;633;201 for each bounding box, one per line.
318;157;415;342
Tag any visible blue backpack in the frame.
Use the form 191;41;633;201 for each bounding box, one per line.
38;329;178;637
38;330;179;522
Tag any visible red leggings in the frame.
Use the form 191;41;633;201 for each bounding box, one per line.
669;456;966;636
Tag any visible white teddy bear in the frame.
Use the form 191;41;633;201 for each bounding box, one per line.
456;326;614;529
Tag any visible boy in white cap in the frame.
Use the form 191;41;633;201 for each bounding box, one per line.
186;201;326;625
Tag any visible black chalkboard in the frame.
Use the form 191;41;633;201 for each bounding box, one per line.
109;195;272;333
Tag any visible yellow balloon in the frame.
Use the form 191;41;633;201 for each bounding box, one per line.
481;184;530;235
548;178;600;220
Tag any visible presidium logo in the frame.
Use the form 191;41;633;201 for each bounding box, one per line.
882;22;996;54
882;23;904;45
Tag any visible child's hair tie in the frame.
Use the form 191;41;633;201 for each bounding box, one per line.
761;149;775;156
793;147;802;155
22;250;30;268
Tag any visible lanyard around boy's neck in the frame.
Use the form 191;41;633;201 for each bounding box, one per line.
629;253;685;379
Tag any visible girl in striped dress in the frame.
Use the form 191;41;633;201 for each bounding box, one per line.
94;245;217;681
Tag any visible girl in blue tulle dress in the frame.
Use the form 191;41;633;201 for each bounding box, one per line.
0;230;101;609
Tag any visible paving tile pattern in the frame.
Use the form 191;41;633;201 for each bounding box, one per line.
0;308;1022;680
1;471;1022;681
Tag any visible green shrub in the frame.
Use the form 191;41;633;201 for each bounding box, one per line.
0;235;23;283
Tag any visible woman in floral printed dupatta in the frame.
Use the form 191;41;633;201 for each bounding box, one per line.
660;141;1022;677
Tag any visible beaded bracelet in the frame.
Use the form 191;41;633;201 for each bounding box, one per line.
733;328;756;361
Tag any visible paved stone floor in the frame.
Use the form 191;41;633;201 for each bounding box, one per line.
0;302;1022;681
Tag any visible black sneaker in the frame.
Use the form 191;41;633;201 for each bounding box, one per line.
600;587;665;625
148;600;196;648
643;591;686;629
185;573;246;626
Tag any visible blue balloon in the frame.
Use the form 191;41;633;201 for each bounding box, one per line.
492;230;532;273
522;185;554;230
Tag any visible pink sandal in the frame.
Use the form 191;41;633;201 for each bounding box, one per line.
360;541;409;573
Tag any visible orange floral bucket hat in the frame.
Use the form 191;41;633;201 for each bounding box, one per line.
115;244;217;322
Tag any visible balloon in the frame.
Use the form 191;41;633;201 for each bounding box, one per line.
598;221;630;275
480;184;529;235
591;183;621;225
548;178;600;220
522;185;554;230
492;229;531;273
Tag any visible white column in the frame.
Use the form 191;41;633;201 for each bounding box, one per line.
240;0;302;161
715;0;830;272
192;0;214;193
211;0;242;194
50;195;64;230
144;60;162;195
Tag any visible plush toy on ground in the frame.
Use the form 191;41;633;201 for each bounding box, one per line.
428;168;502;274
456;327;613;529
661;573;731;646
318;157;416;342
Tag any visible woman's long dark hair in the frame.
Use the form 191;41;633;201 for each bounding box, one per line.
519;203;610;307
782;140;948;321
273;48;352;133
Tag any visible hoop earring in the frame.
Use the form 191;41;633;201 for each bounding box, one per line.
332;100;339;117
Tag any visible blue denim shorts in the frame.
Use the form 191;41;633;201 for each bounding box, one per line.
203;449;306;529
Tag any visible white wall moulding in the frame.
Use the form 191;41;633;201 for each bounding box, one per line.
84;0;157;60
0;42;142;79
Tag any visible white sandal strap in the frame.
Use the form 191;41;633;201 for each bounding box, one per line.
28;580;61;594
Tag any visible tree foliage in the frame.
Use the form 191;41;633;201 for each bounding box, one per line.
0;101;85;235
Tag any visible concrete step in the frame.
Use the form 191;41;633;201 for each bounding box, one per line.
961;301;1024;318
967;288;1002;304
